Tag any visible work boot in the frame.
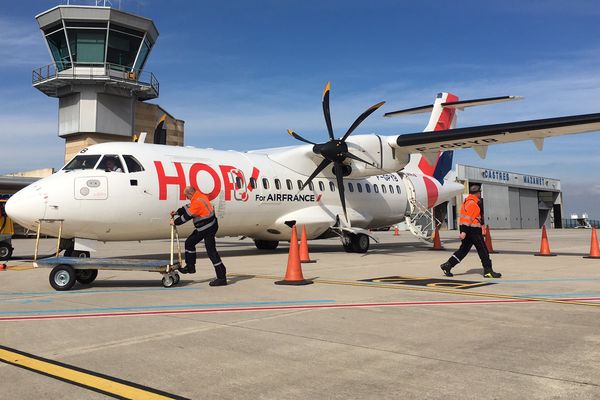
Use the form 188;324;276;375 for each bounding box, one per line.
440;262;453;277
483;270;502;278
179;265;196;274
209;278;227;287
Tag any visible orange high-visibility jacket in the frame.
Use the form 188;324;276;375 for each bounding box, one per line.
458;194;482;228
188;191;214;218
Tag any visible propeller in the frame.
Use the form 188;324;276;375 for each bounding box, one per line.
287;82;385;221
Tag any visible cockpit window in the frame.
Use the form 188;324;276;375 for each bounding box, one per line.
63;155;101;171
123;155;145;173
96;155;124;173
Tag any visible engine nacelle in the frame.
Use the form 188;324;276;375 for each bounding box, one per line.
345;135;410;178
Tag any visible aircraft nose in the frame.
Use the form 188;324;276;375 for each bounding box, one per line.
5;185;47;231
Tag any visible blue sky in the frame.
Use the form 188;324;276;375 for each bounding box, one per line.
1;0;600;217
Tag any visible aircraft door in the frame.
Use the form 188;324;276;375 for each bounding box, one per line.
228;169;248;202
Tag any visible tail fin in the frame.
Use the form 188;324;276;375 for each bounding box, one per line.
403;92;458;182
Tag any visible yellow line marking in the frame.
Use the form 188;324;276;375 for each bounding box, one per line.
6;265;35;271
229;273;600;308
0;346;186;399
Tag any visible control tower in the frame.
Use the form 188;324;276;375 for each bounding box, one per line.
32;4;184;161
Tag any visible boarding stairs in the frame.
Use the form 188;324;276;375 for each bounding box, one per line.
402;175;441;243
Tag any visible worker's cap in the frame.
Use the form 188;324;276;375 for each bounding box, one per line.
469;184;481;194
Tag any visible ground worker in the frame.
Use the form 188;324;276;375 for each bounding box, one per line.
170;186;227;286
440;184;501;278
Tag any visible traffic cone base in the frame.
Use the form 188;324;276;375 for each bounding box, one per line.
275;279;313;285
275;225;313;285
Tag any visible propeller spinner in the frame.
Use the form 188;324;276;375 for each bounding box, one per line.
288;82;385;221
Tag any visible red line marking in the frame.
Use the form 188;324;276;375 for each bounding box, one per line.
2;297;599;322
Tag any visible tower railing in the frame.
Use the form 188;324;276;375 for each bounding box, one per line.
32;62;159;99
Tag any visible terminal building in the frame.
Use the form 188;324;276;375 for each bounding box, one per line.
445;164;563;230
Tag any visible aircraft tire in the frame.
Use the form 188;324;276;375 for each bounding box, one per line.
75;269;98;284
351;234;370;253
254;240;279;250
0;241;12;261
343;241;354;252
49;264;77;291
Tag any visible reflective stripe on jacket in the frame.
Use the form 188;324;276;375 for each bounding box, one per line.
458;194;482;228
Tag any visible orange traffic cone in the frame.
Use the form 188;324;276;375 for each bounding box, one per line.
429;225;445;250
484;225;498;254
275;225;313;285
299;225;316;263
394;226;399;236
583;227;600;259
534;225;557;256
0;263;6;271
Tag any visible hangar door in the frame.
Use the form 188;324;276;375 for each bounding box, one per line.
519;189;539;229
509;188;521;228
482;183;510;228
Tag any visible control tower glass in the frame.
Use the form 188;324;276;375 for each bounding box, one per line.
43;21;152;72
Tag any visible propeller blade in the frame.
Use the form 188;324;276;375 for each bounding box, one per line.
287;129;316;145
340;101;386;142
333;161;348;222
302;158;332;189
322;82;335;141
343;151;378;168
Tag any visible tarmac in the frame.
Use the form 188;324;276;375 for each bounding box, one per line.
1;228;600;399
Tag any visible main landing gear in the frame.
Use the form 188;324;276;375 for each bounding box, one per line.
342;233;370;253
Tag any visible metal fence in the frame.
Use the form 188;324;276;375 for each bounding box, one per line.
32;62;159;97
562;219;600;229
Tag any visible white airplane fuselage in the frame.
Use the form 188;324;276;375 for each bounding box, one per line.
6;141;463;243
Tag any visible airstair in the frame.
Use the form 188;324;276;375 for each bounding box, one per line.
401;174;441;243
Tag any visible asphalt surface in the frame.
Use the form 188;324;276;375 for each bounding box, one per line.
1;228;600;399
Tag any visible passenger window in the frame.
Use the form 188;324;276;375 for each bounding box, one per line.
97;155;124;173
348;182;354;192
297;180;304;190
123;155;144;172
329;182;335;192
63;154;101;170
286;179;293;190
357;183;363;193
249;177;256;189
381;185;387;194
374;184;379;193
366;184;371;193
396;185;401;194
235;177;243;189
308;181;314;191
275;179;281;190
389;185;394;194
318;181;325;191
262;178;269;189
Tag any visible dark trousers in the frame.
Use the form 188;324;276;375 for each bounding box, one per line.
447;227;492;271
184;221;226;279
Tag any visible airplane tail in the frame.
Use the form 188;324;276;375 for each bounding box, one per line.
402;92;458;183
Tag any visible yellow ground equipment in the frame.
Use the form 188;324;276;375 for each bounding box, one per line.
0;199;14;260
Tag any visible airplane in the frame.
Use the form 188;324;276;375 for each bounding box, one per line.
6;83;600;256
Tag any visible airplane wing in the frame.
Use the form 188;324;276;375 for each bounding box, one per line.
391;113;600;156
